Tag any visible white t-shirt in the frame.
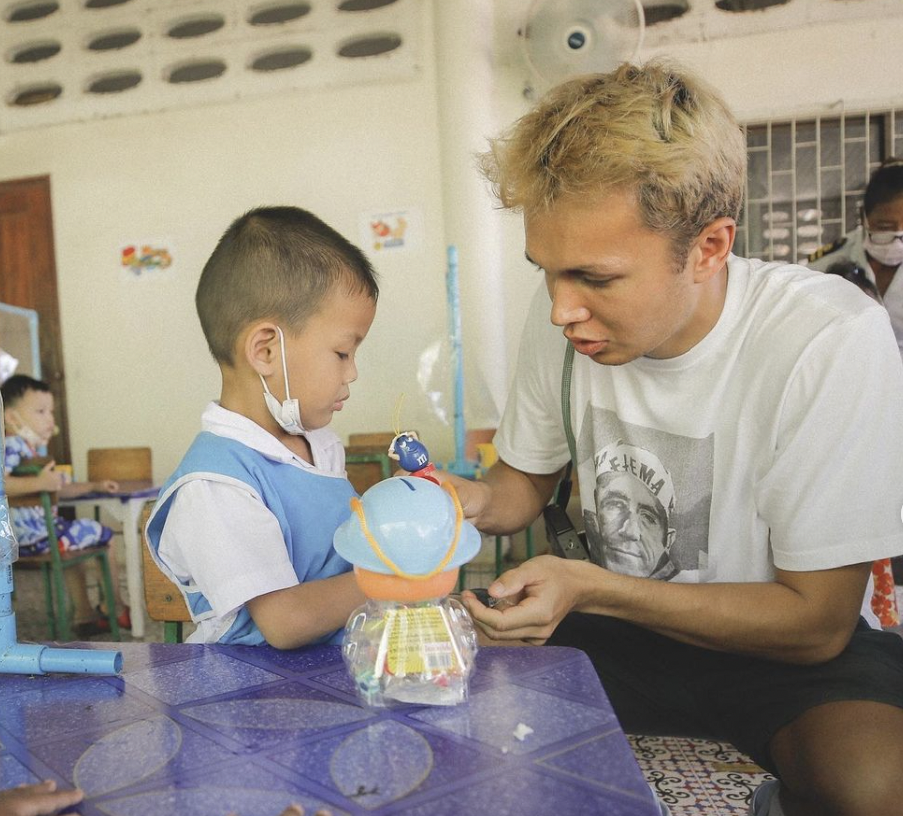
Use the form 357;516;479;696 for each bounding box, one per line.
496;255;903;626
156;402;347;643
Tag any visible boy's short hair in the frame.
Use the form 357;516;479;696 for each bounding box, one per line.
196;206;379;365
864;157;903;216
1;374;50;408
479;61;747;257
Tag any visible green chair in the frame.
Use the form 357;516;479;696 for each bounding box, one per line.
11;463;119;641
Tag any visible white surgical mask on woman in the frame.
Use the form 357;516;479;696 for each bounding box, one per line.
259;326;306;435
863;219;903;267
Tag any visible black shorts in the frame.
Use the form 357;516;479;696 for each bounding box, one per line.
547;613;903;774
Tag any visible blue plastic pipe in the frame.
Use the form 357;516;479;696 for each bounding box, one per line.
0;392;122;676
444;246;477;478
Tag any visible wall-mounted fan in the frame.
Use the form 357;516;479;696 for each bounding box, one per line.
520;0;645;91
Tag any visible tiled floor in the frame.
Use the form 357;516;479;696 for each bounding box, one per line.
629;735;773;815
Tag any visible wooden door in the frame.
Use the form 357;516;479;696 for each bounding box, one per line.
0;176;70;464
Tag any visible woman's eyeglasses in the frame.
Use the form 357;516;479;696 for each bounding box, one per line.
866;230;903;246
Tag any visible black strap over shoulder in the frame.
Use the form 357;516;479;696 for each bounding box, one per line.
555;342;577;509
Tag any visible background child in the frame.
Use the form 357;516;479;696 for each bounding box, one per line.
146;206;379;648
1;374;130;637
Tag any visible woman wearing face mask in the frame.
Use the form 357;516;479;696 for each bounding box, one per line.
808;157;903;357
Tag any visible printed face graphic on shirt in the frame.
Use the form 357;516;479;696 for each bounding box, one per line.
582;440;677;578
577;409;714;580
589;470;674;576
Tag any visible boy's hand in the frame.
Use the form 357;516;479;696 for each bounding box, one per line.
0;779;84;816
93;480;120;494
35;462;65;493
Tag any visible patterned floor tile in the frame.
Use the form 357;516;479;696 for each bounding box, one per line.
627;735;775;816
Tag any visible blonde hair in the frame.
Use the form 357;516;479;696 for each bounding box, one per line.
480;61;746;252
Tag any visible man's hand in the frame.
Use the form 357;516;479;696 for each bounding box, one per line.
0;780;84;816
429;470;492;524
461;555;591;644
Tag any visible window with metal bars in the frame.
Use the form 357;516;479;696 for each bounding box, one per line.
736;110;903;265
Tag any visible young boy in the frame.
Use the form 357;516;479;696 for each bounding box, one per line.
2;374;128;637
146;206;378;648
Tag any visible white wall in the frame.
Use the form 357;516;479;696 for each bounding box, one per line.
0;5;457;480
2;1;903;482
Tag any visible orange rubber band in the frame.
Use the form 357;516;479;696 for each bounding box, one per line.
350;481;464;580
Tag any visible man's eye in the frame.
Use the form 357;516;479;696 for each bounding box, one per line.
337;352;349;361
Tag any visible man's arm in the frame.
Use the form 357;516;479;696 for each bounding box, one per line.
246;573;365;650
464;556;871;664
439;459;564;535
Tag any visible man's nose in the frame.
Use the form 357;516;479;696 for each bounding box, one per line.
549;279;591;327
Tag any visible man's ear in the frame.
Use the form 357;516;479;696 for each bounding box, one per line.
243;322;281;377
692;217;735;283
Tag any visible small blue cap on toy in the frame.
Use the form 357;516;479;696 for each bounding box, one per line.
334;476;481;576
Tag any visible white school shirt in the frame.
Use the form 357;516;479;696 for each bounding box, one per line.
156;402;347;643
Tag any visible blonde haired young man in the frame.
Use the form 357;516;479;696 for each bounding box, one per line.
147;207;377;649
450;63;903;816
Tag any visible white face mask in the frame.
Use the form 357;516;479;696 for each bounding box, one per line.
6;409;48;450
260;327;306;435
863;220;903;267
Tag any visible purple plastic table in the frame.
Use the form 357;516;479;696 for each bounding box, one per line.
0;642;659;815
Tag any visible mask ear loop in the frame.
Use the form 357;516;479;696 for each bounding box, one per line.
275;326;293;400
259;327;292;401
350;482;464;580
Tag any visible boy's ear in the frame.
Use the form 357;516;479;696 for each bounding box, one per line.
692;217;735;283
243;323;281;377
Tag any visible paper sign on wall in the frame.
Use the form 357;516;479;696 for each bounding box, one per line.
360;208;421;253
120;241;174;276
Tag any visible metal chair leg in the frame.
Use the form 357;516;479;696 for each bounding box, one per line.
40;563;56;639
49;556;72;641
164;621;183;644
97;553;120;640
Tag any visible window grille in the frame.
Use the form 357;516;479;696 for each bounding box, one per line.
737;110;903;265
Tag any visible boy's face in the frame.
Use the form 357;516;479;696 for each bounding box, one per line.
6;388;55;446
279;286;376;431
